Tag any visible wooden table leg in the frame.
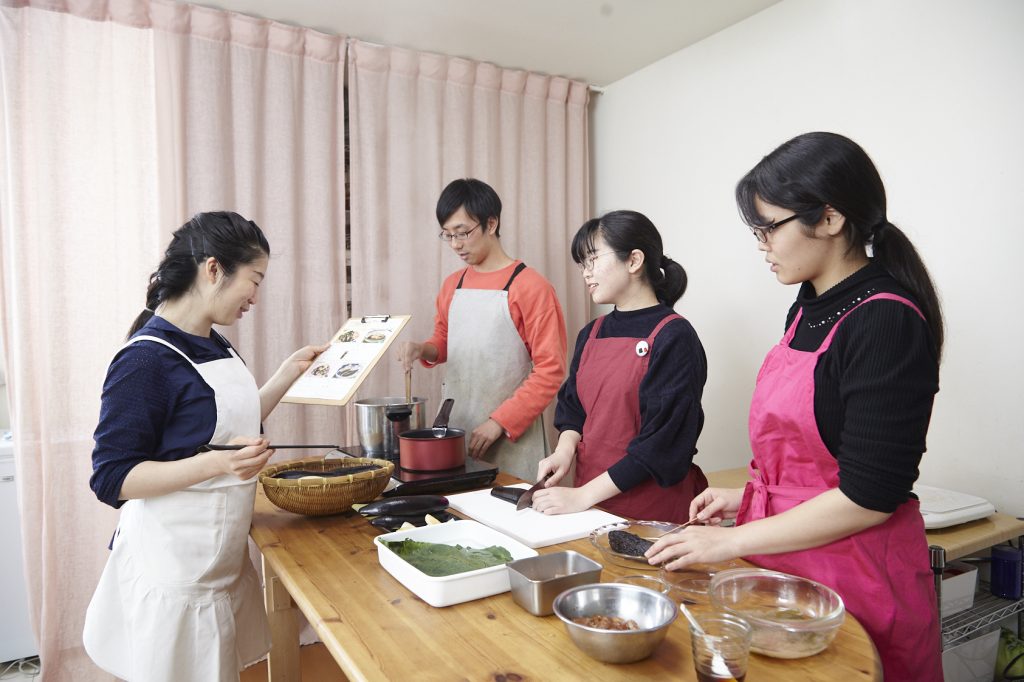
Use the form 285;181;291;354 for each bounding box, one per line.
263;554;301;681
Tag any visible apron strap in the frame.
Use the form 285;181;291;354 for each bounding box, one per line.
646;313;681;344
502;262;528;290
121;335;197;367
587;315;606;341
455;262;528;291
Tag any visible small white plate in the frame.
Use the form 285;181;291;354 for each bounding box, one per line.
374;519;538;607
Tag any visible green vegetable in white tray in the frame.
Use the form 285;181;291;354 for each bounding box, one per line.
383;539;513;577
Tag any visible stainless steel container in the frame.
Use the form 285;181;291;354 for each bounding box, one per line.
507;551;603;616
553;583;678;663
355;397;426;456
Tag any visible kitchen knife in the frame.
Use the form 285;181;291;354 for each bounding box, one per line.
516;472;553;511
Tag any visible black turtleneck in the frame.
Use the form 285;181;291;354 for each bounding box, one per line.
555;303;706;494
784;261;939;513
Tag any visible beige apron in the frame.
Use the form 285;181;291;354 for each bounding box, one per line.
443;264;548;481
83;335;271;682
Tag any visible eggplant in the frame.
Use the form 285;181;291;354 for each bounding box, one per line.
490;486;526;505
358;495;449;517
369;511;456;531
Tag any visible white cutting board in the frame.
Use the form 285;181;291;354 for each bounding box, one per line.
446;484;625;549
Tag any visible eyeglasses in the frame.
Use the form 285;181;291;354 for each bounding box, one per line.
577;250;620;273
750;214;800;243
438;223;481;242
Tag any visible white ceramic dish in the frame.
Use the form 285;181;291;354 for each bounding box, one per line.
374;519;538;607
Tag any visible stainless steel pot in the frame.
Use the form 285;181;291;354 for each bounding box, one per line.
355;397;426;456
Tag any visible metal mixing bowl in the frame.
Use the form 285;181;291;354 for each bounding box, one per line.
709;568;845;659
552;583;677;663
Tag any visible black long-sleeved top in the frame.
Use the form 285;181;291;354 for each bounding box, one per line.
784;261;939;513
555;304;706;493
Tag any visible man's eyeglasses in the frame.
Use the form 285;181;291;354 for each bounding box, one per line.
577;250;620;273
438;223;481;242
750;214;800;243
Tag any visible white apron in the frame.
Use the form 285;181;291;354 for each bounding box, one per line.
443;264;548;481
83;335;271;682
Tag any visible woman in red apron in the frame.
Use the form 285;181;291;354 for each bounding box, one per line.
647;133;944;681
531;210;708;523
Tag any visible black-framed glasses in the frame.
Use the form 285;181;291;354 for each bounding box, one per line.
750;214;800;243
438;223;481;242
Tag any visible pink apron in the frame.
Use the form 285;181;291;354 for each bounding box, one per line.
736;293;942;681
575;313;707;523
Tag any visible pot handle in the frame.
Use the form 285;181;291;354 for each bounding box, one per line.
433;398;455;430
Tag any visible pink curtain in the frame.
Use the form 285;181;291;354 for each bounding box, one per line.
347;39;590;431
0;2;346;678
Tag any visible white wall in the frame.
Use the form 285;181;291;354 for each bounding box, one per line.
592;0;1024;515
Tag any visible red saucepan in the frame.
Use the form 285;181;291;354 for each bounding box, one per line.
398;398;466;472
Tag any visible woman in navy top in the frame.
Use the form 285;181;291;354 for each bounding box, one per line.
84;212;326;681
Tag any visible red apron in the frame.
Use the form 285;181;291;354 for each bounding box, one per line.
736;293;942;681
575;313;707;523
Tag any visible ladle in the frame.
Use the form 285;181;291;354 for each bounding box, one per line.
385;368;414;423
432;398;455;438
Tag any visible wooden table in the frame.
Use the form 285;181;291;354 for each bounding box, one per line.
251;475;882;681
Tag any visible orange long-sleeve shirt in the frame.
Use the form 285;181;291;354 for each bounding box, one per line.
423;260;567;440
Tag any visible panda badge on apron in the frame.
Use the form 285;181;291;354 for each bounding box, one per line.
84;335;271;682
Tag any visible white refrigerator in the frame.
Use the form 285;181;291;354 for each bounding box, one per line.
0;431;38;662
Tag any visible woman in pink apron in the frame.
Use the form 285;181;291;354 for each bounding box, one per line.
531;210;708;523
84;212;325;681
647;133;944;681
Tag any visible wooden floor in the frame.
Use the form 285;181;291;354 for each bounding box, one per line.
241;643;348;681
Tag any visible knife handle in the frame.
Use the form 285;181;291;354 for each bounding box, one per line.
490;486;526;505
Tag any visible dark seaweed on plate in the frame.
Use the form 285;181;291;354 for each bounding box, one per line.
608;530;654;557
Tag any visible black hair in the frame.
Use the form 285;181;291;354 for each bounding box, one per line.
127;211;271;338
436;178;502;237
735;132;944;357
571;210;688;307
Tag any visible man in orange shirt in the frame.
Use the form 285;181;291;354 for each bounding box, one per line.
398;178;567;481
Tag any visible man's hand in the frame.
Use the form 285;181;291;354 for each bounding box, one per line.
468;418;504;459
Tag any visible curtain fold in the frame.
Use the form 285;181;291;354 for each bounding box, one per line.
347;39;590;428
0;2;346;678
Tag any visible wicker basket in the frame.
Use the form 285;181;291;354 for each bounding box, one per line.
259;456;394;516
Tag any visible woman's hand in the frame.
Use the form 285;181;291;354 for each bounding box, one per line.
212;436;275;480
689;487;744;525
260;342;330;420
537;446;575;486
531;485;591;515
281;343;329;380
645;525;742;571
396;342;423;371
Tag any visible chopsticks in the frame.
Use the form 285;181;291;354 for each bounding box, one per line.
197;444;340;452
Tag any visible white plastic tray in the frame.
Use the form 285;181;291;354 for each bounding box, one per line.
374;519;538;607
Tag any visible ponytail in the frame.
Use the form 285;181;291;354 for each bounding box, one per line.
655;256;688;308
871;221;944;356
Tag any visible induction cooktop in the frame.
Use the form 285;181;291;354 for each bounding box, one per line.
329;446;498;497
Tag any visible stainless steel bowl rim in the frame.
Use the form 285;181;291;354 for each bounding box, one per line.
709;567;845;631
552;583;678;633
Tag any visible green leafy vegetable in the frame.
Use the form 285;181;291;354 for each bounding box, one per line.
383;539;513;577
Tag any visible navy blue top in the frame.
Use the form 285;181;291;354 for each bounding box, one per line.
555;304;707;493
90;316;242;509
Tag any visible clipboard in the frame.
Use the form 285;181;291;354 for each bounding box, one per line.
281;314;410;406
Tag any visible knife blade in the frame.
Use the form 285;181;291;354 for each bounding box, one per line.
516;472;553;511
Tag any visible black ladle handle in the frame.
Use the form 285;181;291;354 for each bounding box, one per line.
432;398;455;437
